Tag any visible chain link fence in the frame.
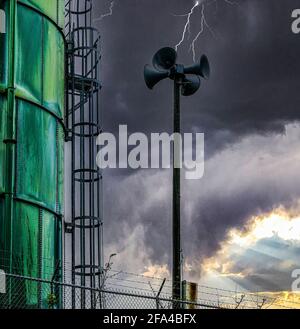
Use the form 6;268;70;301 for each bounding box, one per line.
1;273;299;309
0;273;217;309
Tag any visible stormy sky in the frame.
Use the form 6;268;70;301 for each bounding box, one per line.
92;0;300;293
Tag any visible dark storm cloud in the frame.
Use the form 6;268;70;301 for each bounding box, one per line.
92;0;300;290
95;0;300;150
183;126;300;266
103;125;300;285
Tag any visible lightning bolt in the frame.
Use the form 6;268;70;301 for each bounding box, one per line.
175;1;200;51
175;0;238;62
94;1;115;22
191;3;216;62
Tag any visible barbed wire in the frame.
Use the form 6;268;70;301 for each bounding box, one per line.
1;249;299;309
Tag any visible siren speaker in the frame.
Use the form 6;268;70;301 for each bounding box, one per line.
184;55;210;79
181;76;201;96
152;47;177;71
144;65;169;89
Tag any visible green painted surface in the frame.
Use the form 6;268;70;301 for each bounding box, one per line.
19;0;64;29
17;100;58;210
0;0;64;308
15;5;42;104
0;96;6;194
43;18;65;117
12;203;39;279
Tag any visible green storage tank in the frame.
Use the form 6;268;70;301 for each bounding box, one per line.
0;0;64;308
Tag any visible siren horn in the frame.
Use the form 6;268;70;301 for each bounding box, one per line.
144;65;170;89
184;55;210;79
181;76;201;96
152;47;177;71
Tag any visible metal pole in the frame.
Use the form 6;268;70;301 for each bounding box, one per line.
4;0;17;307
144;47;209;309
172;77;181;307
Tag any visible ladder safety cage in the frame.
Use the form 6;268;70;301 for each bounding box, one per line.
64;0;104;309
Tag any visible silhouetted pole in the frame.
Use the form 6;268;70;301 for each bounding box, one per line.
173;77;182;306
144;47;210;309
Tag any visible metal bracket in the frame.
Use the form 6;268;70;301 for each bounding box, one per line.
3;139;17;144
64;222;74;234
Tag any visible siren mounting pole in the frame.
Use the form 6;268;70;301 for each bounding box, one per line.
144;47;210;310
173;76;182;307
